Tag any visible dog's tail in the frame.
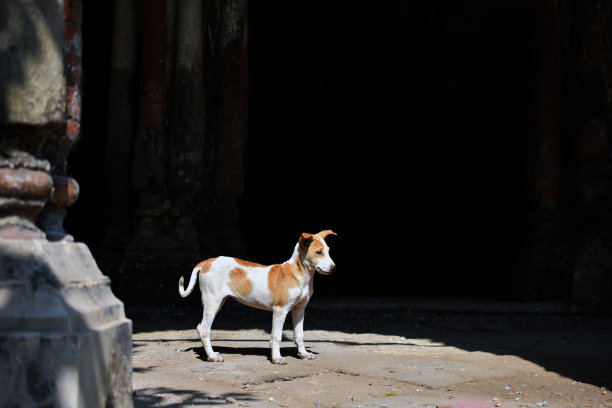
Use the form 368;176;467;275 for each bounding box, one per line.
178;266;200;298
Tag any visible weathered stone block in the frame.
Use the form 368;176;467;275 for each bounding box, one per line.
0;241;133;407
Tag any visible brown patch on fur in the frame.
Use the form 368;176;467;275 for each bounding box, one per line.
229;267;253;298
268;262;305;307
305;239;325;262
196;258;216;273
310;239;324;252
234;258;266;268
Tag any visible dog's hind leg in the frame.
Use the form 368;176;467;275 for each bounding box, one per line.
197;295;225;362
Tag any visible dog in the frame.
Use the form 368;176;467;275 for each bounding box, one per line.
178;230;337;365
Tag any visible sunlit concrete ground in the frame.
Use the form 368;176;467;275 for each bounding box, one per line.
128;298;611;407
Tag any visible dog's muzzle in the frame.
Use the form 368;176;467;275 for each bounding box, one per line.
319;264;336;275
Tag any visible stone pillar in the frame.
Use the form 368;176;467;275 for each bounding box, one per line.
0;0;65;240
0;1;132;406
211;0;248;255
567;0;612;311
39;0;82;242
132;0;168;238
111;0;202;305
523;0;566;300
105;0;138;238
169;0;204;241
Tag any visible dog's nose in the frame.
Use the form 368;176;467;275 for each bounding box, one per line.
329;264;336;273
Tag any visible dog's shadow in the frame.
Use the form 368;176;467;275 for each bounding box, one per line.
185;345;318;363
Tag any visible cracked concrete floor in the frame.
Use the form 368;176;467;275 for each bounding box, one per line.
129;299;612;408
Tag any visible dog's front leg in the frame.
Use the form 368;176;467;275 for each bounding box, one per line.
270;306;289;364
291;302;315;360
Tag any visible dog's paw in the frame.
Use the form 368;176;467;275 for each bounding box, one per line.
298;352;316;360
271;356;287;365
207;353;224;362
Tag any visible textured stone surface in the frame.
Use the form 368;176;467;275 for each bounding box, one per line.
0;0;67;125
0;241;133;407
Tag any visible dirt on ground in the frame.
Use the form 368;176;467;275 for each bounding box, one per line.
129;297;612;408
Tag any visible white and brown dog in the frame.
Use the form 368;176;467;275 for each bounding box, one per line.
178;230;337;365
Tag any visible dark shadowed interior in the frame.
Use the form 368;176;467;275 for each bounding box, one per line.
64;0;612;308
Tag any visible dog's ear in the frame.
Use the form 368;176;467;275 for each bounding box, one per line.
317;230;337;242
299;232;314;249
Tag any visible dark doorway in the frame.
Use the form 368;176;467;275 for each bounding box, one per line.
243;1;536;298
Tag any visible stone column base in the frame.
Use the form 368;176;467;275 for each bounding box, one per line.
0;241;132;407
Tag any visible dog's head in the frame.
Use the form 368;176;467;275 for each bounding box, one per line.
299;230;337;275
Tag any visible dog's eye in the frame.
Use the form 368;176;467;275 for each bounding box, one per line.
316;250;323;255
